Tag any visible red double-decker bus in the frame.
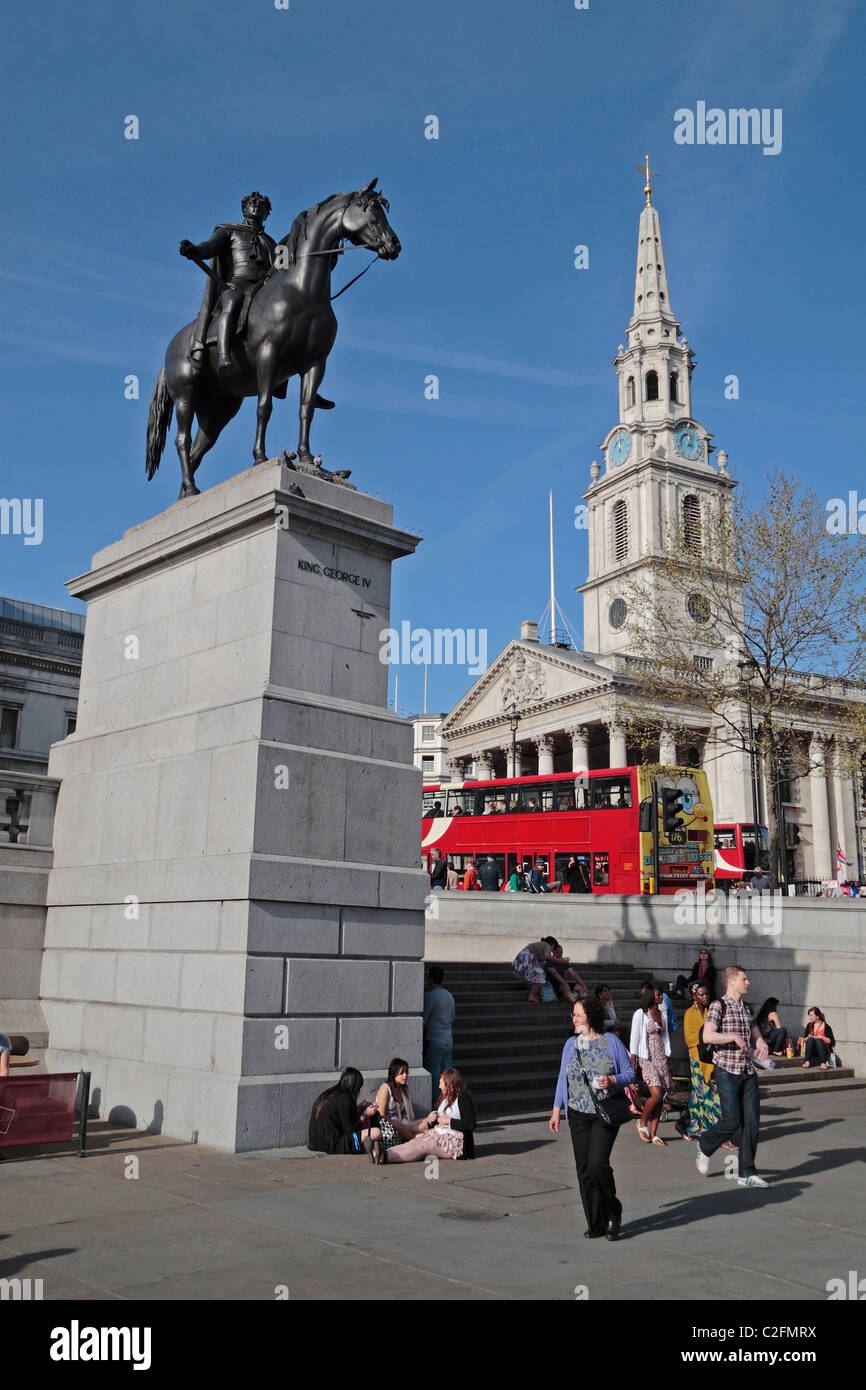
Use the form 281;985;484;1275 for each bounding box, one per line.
421;765;715;895
713;823;771;882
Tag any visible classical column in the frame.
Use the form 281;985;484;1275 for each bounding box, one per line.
832;739;857;876
473;751;493;780
499;743;517;779
659;725;677;765
808;734;832;880
567;724;590;776
606;721;627;769
534;734;555;777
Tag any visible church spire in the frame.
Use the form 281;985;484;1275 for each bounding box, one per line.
628;157;679;342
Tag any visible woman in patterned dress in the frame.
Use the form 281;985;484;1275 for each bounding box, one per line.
629;985;672;1146
677;983;722;1140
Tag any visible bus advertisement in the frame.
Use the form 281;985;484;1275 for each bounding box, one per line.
421;765;715;895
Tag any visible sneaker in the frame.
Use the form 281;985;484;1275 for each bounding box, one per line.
738;1175;769;1188
696;1149;711;1176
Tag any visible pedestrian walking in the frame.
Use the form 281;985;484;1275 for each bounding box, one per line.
696;964;770;1187
478;855;503;891
550;994;635;1240
429;847;447;890
629;985;672;1145
423;966;455;1084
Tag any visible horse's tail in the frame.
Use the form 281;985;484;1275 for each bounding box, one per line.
145;367;173;480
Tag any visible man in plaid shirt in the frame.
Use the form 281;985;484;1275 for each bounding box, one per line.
696;964;770;1188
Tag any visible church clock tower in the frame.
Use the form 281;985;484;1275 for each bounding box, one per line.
580;158;738;659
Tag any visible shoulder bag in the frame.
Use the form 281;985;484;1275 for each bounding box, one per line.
576;1044;632;1128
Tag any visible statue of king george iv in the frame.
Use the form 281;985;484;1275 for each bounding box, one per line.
145;180;400;498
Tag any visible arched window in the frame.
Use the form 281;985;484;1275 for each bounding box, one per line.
612;499;629;561
670;371;679;403
626;376;635;407
683;494;702;554
646;370;659;401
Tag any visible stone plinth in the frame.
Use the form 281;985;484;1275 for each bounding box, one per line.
41;460;427;1149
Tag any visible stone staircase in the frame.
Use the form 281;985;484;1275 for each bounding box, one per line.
433;961;865;1123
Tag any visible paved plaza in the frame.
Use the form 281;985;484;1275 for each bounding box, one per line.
1;1089;863;1301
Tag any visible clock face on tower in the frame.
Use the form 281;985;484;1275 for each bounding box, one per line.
674;423;702;460
608;428;631;467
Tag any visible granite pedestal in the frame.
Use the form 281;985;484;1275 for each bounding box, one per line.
40;460;428;1149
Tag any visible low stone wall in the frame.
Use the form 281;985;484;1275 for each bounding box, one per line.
423;892;866;1076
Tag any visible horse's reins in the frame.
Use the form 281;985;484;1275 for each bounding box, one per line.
299;241;379;301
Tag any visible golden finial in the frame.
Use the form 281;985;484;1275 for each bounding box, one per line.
634;154;660;206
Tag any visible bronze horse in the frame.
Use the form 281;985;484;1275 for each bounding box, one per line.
146;180;400;497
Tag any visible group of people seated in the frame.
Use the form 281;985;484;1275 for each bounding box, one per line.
511;937;589;1004
307;1057;476;1164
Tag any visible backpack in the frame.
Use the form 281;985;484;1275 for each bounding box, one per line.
697;999;727;1065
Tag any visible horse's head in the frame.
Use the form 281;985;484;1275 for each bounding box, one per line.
340;178;401;260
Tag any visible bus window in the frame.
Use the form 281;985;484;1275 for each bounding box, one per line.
555;788;577;811
505;792;520;814
714;829;737;851
422;791;441;818
742;825;771;871
592;852;610;886
574;778;591;811
479;789;505;815
446;789;473;817
592;777;632;809
519;784;556;812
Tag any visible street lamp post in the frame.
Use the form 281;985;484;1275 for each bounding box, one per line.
509;704;520;780
737;657;761;871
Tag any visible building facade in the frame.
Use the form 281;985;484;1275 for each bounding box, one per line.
437;179;865;885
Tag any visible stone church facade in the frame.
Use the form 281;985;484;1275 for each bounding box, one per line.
437;176;865;885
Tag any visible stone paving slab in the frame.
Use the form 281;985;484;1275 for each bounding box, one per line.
0;1093;863;1301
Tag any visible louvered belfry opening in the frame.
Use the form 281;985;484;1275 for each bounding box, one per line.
683;494;702;554
613;498;629;561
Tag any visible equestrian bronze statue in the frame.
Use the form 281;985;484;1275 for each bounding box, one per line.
145;180;401;497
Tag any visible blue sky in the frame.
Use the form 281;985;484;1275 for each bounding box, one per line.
1;0;863;715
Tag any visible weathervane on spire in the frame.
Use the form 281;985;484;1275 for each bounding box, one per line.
634;154;660;206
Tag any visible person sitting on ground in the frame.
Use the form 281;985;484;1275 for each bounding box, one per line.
308;1067;383;1159
542;938;588;999
799;1007;836;1069
673;948;717;1001
478;855;503;891
375;1058;431;1153
755;997;789;1056
429;847;447;891
630;986;672;1146
462;857;480;891
386;1068;477;1163
512;939;575;1003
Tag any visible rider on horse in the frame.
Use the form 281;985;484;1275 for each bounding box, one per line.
180;191;276;371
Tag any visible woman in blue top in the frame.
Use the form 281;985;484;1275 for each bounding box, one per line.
550;993;635;1241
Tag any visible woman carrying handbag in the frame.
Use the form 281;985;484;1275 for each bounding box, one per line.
549;995;635;1241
